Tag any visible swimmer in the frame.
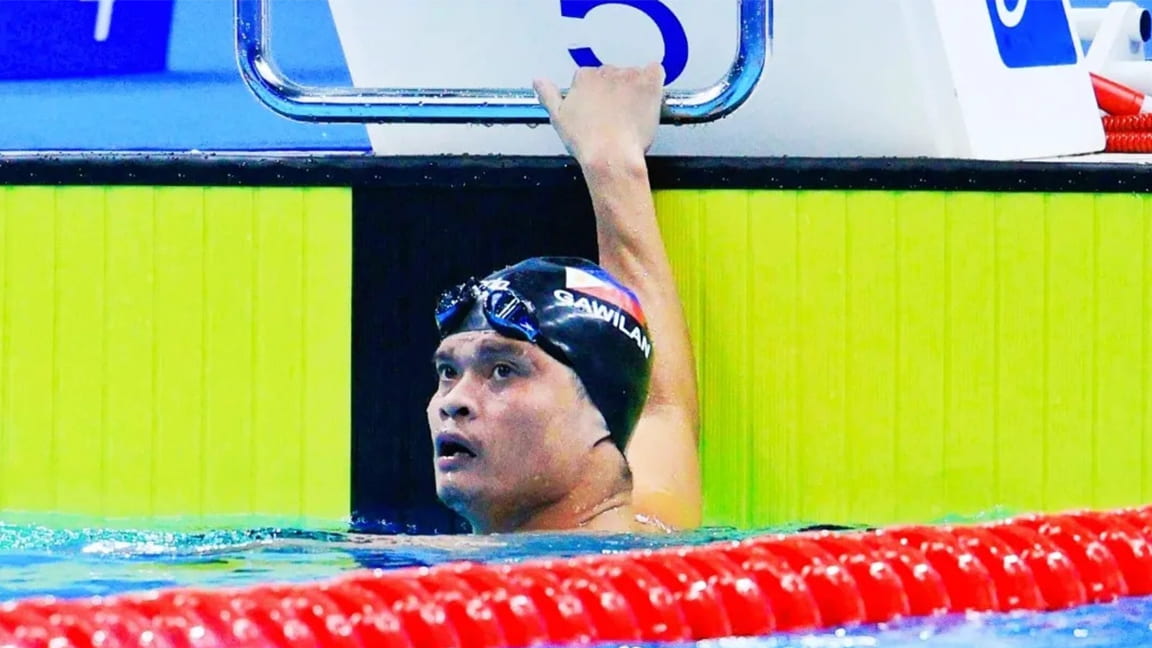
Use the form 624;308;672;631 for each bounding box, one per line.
427;63;701;534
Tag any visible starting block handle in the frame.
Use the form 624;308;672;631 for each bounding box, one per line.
234;0;767;124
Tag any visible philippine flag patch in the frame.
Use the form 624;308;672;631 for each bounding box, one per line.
565;267;647;325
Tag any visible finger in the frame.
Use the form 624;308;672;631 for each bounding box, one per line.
574;65;598;84
532;78;564;118
644;61;666;86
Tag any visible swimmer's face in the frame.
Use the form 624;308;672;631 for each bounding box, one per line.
427;331;605;525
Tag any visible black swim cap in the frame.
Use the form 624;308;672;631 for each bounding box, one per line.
435;257;653;452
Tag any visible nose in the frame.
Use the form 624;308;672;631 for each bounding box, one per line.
438;372;478;421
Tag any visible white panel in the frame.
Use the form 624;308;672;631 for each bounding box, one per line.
328;0;1104;159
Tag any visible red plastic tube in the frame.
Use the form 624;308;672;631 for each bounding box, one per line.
28;602;105;648
1096;88;1152;153
1092;72;1152;115
1066;511;1152;596
316;580;415;648
416;570;507;648
885;526;997;612
498;565;596;645
580;555;690;642
630;551;733;639
987;524;1087;611
677;549;775;636
347;572;462;648
718;542;822;631
858;532;950;617
129;591;230;648
539;560;640;643
1017;515;1128;604
444;564;550;647
750;536;866;627
811;534;910;623
949;526;1044;611
3;506;1152;647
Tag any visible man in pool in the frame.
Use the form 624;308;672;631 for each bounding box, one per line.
427;63;701;534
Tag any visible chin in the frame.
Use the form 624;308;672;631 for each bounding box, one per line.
435;479;478;514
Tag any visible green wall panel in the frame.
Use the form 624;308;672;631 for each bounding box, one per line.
0;186;351;524
656;189;1151;528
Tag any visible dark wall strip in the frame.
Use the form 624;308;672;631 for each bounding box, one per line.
350;184;599;533
4;154;1152;193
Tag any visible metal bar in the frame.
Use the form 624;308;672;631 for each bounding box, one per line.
235;0;766;124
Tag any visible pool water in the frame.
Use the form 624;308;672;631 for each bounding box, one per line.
1;520;1151;648
0;520;753;600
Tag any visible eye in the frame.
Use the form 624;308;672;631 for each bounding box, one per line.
436;363;458;380
492;363;515;379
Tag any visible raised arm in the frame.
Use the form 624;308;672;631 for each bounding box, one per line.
535;64;702;529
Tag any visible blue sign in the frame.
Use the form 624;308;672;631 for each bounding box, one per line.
985;0;1079;68
0;0;175;79
560;0;689;85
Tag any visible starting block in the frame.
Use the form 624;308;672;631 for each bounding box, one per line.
326;0;1106;159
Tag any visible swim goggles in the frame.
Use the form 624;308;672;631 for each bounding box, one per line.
435;278;572;365
435;279;540;342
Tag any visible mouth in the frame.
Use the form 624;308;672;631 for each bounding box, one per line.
435;433;478;463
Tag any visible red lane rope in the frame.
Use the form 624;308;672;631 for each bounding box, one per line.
6;506;1152;647
1102;114;1152;132
1104;132;1152;153
1091;73;1152;152
1100;107;1152;152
